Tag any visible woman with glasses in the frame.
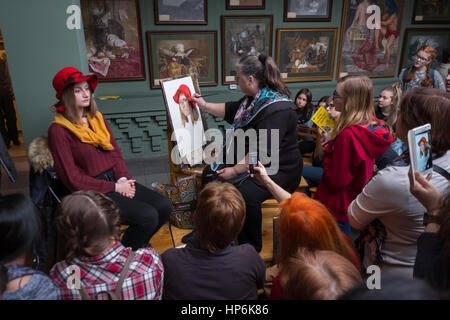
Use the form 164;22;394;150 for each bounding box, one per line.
314;75;393;236
398;45;445;92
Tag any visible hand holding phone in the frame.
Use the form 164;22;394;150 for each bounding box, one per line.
408;123;433;185
249;152;258;175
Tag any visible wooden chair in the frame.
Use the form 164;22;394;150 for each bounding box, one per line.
297;125;321;165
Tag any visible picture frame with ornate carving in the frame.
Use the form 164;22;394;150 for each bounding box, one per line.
283;0;333;22
412;0;450;24
226;0;265;10
146;30;218;89
276;28;337;82
221;15;273;84
337;0;406;78
154;0;207;25
80;0;146;82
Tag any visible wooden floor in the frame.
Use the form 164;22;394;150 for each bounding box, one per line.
150;201;281;266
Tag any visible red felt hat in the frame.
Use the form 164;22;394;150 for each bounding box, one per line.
52;67;98;111
173;84;192;104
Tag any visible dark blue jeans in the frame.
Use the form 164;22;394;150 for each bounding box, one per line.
106;182;173;250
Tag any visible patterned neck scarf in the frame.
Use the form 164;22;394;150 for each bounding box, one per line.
232;88;291;129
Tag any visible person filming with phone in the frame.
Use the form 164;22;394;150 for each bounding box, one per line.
190;54;302;253
348;88;450;278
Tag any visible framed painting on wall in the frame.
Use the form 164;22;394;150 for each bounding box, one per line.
283;0;333;22
80;0;146;82
276;28;337;82
226;0;265;10
146;30;218;89
412;0;450;24
154;0;207;25
398;28;450;74
221;15;273;84
337;0;406;78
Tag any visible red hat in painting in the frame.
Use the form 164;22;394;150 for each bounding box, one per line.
418;136;427;145
173;84;193;104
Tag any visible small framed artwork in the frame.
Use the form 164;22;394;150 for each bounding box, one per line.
337;0;406;78
276;28;337;82
226;0;265;10
221;15;273;84
398;28;450;73
80;0;146;82
154;0;207;25
284;0;333;22
161;75;207;165
146;30;218;89
412;0;450;24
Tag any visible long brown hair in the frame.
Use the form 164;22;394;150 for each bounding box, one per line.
59;82;98;124
398;88;450;155
376;83;402;131
238;54;291;97
333;75;375;137
404;45;437;88
55;190;121;259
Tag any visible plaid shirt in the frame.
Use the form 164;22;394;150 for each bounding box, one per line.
50;242;163;300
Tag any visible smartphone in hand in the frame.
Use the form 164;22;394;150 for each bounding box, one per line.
408;123;433;184
249;152;258;175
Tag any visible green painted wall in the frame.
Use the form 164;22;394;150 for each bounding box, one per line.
0;0;447;160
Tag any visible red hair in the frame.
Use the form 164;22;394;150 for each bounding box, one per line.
405;45;437;88
278;192;360;271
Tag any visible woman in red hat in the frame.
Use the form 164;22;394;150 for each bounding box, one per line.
47;67;172;251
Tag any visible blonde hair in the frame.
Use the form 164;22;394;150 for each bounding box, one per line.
333;75;374;137
377;83;402;131
59;83;98;124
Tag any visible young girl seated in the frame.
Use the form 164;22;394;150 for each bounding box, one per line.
161;181;266;300
0;194;57;300
295;88;317;155
49;190;164;300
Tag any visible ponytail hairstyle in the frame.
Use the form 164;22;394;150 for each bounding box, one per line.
376;83;402;131
238;54;291;97
404;45;437;88
55;190;121;259
295;88;315;121
333;75;375;138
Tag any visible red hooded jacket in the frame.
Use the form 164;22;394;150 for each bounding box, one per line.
315;122;392;223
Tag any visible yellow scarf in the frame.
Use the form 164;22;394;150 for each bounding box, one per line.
53;111;114;150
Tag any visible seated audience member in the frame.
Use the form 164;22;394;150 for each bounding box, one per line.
409;170;450;291
348;88;450;278
301;95;339;196
295;88;316;155
374;83;402;132
49;190;163;300
48;67;172;250
246;169;361;300
398;45;446;92
0;194;57;300
340;272;444;300
161;181;266;300
314;75;392;236
374;83;405;171
282;248;362;300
